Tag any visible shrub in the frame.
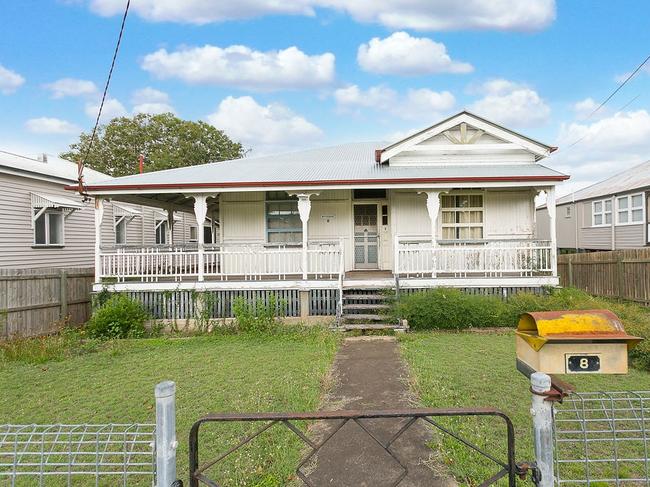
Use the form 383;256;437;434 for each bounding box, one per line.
232;294;286;333
394;288;509;330
87;294;150;339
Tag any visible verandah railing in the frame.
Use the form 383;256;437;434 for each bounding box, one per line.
98;242;343;283
395;237;554;278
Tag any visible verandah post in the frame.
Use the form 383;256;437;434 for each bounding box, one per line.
546;187;558;278
295;193;317;280
192;195;208;282
94;197;104;284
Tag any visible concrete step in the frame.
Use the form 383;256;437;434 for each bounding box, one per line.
343;293;388;301
342;313;388;321
343;303;390;311
341;323;407;331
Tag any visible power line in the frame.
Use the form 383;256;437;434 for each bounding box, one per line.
78;0;131;195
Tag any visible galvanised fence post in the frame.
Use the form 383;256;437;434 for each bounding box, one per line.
530;372;554;487
155;380;178;487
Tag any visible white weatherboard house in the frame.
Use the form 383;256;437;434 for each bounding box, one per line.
74;112;568;328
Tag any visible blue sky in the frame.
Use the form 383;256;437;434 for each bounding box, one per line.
1;0;650;195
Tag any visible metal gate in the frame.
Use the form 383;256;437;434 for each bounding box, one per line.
188;407;525;486
553;390;650;486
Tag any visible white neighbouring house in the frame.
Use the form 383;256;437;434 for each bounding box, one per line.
72;112;568;326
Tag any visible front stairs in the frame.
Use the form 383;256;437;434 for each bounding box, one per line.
337;289;408;332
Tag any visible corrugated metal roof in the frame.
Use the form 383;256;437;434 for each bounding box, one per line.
556;159;650;205
0;150;108;183
83;141;567;191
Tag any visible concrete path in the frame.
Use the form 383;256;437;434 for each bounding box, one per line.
303;337;456;487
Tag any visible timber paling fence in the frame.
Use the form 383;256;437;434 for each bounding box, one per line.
0;267;94;338
558;249;650;305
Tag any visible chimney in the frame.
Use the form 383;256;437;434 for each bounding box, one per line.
139;154;144;174
37;153;48;163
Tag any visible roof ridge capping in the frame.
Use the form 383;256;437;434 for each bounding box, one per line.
375;110;557;163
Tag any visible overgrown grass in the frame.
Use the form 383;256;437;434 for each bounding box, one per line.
395;287;650;370
400;331;650;486
0;329;340;486
0;327;104;364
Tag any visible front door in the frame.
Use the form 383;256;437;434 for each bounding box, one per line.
354;204;379;269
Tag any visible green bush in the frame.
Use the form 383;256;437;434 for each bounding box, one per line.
394;288;509;330
87;294;150;339
232;294;286;333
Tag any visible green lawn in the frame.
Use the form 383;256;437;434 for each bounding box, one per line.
0;331;340;486
400;331;650;486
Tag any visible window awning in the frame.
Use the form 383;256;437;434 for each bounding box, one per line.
153;209;182;222
30;192;84;210
113;203;142;217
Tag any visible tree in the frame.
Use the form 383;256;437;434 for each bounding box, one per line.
61;112;244;177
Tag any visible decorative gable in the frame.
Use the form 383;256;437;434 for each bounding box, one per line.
377;111;554;167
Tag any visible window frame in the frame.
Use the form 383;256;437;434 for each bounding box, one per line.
114;215;127;245
155;219;168;245
615;193;645;226
440;193;484;241
189;226;198;243
265;191;302;245
33;208;65;247
591;198;612;227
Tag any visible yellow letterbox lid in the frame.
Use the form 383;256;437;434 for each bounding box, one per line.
516;309;643;352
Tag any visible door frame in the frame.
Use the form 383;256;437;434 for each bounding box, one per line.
351;200;385;270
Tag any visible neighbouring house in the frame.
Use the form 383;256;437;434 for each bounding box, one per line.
71;111;568;328
0;150;203;269
536;159;650;252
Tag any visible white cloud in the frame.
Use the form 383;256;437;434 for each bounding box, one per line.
334;84;455;120
614;65;650;83
358;32;472;75
572;97;599;120
141;44;335;90
25;117;80;135
206;96;323;154
0;63;25;94
84;97;128;122
552;110;650;194
131;87;175;114
88;0;317;24
469;79;550;127
44;78;97;98
87;0;555;31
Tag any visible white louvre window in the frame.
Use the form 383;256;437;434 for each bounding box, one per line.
441;194;484;240
33;209;64;246
266;191;302;244
592;199;612;226
155;220;167;245
616;193;644;225
115;216;127;245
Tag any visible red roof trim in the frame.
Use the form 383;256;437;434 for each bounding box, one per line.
67;174;570;192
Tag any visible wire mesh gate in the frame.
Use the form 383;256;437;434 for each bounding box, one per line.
0;423;156;486
553;391;650;486
189;407;522;487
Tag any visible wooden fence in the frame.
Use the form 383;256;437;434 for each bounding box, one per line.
0;267;94;338
558;249;650;304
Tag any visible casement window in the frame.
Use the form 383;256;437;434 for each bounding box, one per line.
440;194;484;240
114;216;127;245
155;219;168;245
189;226;198;243
592;199;612;226
266;191;302;244
33;209;64;246
189;224;213;244
616;193;644;225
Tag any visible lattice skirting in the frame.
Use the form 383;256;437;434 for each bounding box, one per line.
102;289;340;320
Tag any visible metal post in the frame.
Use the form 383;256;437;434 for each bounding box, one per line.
531;372;554;487
155;381;177;487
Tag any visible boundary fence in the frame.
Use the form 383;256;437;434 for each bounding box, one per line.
558;249;650;304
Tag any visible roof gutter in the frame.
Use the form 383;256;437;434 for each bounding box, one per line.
67;174;570;193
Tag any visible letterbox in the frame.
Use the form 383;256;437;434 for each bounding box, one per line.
515;309;642;374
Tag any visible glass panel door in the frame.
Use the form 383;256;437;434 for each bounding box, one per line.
354;204;378;269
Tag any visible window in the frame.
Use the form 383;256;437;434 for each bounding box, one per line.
203;225;213;244
155;220;167;245
616;193;644;225
114;216;127;245
266;191;302;243
33;209;64;246
592;199;612;226
189;226;198;243
440;194;483;240
565;206;572;218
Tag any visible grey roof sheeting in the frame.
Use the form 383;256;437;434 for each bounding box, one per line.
0;150;108;183
555;159;650;206
80;141;567;192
